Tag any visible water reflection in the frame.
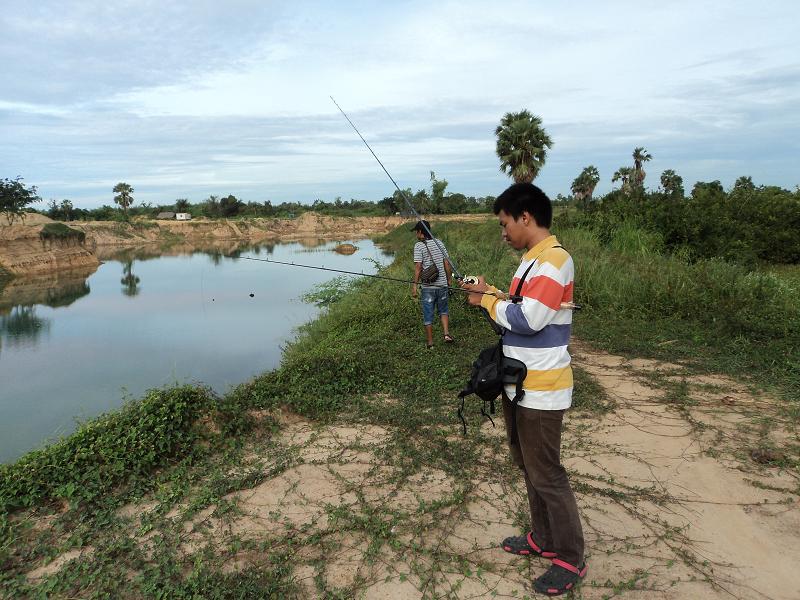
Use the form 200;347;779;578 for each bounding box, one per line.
0;268;96;353
120;261;141;296
0;305;51;351
1;238;392;463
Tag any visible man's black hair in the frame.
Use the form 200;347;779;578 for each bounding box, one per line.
493;183;552;228
411;219;433;239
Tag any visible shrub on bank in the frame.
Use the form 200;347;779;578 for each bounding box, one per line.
558;184;800;265
0;386;216;511
39;222;86;244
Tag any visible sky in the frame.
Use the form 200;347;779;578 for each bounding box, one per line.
1;0;799;209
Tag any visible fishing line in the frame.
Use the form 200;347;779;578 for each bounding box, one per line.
329;96;464;280
229;254;518;301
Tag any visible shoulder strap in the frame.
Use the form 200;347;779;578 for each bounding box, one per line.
512;245;563;302
423;239;436;263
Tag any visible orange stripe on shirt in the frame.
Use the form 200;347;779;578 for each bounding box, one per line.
519;275;565;311
562;281;574;302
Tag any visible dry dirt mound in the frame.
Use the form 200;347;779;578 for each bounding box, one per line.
1;213;55;226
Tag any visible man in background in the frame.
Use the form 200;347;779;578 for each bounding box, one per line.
411;220;454;349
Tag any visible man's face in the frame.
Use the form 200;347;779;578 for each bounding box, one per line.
415;229;425;241
497;209;527;250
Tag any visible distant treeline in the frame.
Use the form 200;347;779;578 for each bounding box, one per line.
11;170;800;266
557;177;800;265
37;172;497;222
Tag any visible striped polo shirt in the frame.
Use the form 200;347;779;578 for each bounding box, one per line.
479;235;574;410
413;238;450;288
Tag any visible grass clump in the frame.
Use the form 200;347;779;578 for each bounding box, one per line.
39;222;86;244
0;386;221;511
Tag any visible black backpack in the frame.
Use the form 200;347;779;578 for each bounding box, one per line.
456;248;561;436
457;337;526;435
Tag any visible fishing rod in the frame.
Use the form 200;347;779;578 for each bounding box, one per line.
229;254;580;309
329;96;464;281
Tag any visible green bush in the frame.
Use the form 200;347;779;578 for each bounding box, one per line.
39;222;86;244
0;386;214;511
559;183;800;265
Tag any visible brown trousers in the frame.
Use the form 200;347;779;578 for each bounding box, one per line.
502;395;584;566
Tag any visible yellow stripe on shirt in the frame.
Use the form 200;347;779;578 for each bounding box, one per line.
523;365;573;391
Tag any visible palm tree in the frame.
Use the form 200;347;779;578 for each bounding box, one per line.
113;182;134;218
660;169;684;198
495;110;553;183
632;147;652;187
733;175;755;192
612;166;635;194
571;165;601;208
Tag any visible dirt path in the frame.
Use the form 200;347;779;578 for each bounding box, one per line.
22;345;799;599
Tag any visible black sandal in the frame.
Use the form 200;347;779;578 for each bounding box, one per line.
501;532;557;558
533;559;587;596
444;334;455;343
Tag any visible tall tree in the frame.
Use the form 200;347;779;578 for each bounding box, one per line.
660;169;684;198
0;177;41;224
612;167;635;194
46;198;60;220
733;176;755;193
112;182;134;218
495;110;553;183
570;165;600;209
174;198;190;212
219;195;242;217
60;199;73;221
430;171;449;213
203;195;220;217
632;147;652;187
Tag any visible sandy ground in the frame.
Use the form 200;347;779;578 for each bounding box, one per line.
26;345;799;599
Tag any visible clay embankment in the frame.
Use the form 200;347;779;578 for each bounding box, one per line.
0;212;489;276
0;214;99;277
79;212;487;246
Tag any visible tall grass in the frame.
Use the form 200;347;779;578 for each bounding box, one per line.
562;226;799;401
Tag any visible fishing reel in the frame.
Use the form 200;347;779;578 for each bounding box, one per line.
461;275;480;285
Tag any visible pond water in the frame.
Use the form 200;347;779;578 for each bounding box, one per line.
0;239;392;463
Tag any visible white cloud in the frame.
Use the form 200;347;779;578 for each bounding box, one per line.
1;0;799;207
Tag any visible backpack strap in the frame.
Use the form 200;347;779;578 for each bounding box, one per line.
502;356;527;441
422;239;436;267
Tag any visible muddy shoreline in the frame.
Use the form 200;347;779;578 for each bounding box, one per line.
0;212;488;278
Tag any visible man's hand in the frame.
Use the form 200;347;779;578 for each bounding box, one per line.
461;276;489;306
411;283;418;298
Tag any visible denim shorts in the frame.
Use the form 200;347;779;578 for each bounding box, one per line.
421;286;448;325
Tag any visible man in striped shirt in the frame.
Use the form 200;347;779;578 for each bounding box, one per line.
464;183;586;596
411;220;454;349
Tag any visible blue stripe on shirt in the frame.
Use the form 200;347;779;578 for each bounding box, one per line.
503;324;572;349
504;303;539;334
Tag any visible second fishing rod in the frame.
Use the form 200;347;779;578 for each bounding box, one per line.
327;97;580;310
330;96;468;282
